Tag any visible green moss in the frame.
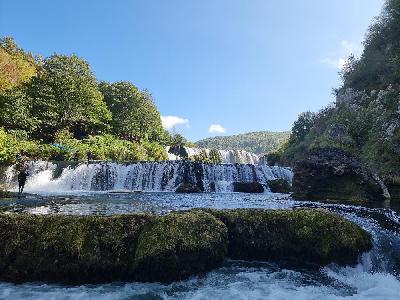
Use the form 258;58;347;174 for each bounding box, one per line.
0;208;371;284
134;210;228;282
204;208;372;265
0;213;154;283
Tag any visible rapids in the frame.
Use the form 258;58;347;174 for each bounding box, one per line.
1;161;399;299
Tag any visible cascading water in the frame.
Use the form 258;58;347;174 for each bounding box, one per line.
4;160;292;193
166;146;261;164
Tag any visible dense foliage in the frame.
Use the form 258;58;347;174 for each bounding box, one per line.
196;131;290;155
190;148;223;164
280;0;400;175
99;82;165;142
0;37;170;164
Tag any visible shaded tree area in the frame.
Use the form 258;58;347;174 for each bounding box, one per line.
0;36;172;163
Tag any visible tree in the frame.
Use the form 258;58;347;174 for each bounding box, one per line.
289;111;315;144
27;54;111;140
0;85;37;132
0;36;36;92
99;82;164;142
209;149;222;163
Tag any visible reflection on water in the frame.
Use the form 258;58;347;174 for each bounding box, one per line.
0;191;399;215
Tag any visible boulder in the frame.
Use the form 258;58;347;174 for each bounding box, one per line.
206;208;372;265
134;210;228;282
292;148;385;201
0;213;153;283
386;176;400;201
267;179;291;193
0;208;372;284
175;183;202;193
233;181;264;193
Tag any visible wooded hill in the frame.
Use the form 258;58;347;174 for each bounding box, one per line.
196;131;290;155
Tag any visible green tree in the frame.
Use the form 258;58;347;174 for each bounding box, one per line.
27;54;111;140
209;149;222;163
0;36;36;92
288;111;315;144
0;85;37;132
99;82;164;142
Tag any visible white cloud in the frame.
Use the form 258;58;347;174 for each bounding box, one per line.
320;39;363;70
341;40;362;55
320;57;347;69
161;115;189;130
208;124;226;134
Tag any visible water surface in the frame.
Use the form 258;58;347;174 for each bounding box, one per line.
0;192;399;299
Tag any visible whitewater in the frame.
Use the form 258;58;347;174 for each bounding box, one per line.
0;161;399;299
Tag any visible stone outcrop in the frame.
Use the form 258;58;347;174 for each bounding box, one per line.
175;183;203;193
0;208;372;284
385;176;400;201
232;181;264;193
267;179;291;193
292;148;385;201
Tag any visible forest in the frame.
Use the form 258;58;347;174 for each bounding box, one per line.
0;37;182;164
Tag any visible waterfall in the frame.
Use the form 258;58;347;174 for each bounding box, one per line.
4;161;292;193
166;146;260;164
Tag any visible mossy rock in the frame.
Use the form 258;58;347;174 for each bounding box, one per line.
0;208;371;284
0;213;154;283
204;208;372;265
232;181;264;193
175;183;202;193
267;179;291;193
134;210;228;282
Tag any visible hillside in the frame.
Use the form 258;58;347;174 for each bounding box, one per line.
195;131;290;155
280;0;400;176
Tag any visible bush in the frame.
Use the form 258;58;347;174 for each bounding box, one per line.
0;127;168;164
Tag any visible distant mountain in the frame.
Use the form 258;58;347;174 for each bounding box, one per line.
195;131;290;155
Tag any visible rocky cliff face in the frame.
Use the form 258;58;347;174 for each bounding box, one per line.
292;148;386;201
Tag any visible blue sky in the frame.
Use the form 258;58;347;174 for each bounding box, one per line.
0;0;384;141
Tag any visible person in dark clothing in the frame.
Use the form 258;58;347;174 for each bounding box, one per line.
16;150;24;161
18;170;29;194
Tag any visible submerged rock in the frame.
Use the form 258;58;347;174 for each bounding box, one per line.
0;208;372;284
267;179;291;193
292;148;385;201
206;208;372;266
232;181;264;193
134;210;228;282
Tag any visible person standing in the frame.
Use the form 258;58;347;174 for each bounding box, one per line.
18;170;29;194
